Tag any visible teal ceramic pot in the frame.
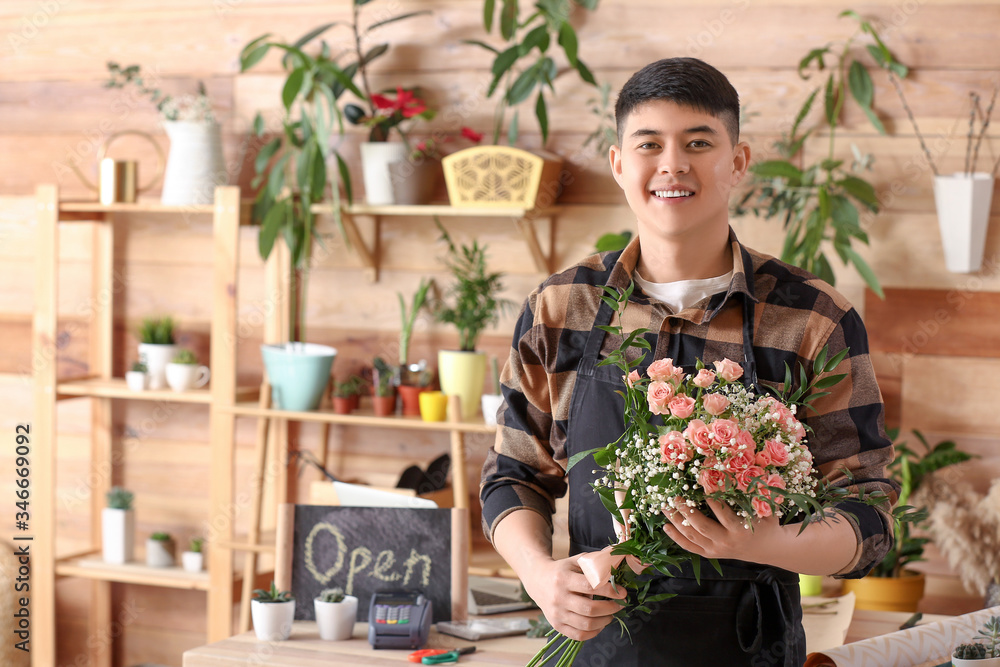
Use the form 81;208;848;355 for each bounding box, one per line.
261;343;337;411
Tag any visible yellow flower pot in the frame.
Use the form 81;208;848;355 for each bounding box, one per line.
419;391;449;422
437;350;486;421
841;570;925;612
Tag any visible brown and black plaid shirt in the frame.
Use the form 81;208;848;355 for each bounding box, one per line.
481;230;897;578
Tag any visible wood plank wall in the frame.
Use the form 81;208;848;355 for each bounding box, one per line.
2;1;999;663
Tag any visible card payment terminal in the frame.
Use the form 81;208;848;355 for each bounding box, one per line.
367;591;433;649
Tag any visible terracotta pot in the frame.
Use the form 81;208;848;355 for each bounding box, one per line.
372;394;397;417
349;393;360;411
397;385;429;416
332;396;354;415
841;570;925;612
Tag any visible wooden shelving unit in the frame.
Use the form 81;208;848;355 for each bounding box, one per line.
32;185;246;667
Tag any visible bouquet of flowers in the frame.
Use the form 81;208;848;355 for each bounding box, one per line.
527;283;887;667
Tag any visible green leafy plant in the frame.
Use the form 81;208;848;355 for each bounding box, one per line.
594;230;632;253
138;317;175;345
253;581;294;603
953;616;1000;659
433;219;513;352
106;486;134;510
399;278;432;370
372;356;396;397
149;532;172;542
581;80;618;156
106;62;215;122
172;349;198;365
188;537;204;553
870;429;975;578
468;0;601;145
733;10;910;298
316;587;346;603
130;361;147;373
333;375;365;398
344;86;435;147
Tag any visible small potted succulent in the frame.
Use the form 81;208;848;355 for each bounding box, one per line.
181;536;204;573
953;616;1000;666
165;348;210;392
102;486;135;564
332;375;365;415
145;531;175;568
137;316;177;390
251;582;295;641
125;360;147;392
314;586;359;641
371;356;397;417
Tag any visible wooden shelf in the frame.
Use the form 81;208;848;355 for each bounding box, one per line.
55;377;259;403
56;555;211;591
220;402;497;434
58;199;216;214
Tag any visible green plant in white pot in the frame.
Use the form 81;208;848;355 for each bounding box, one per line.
433;220;512;420
125;360;147;392
181;536;204;573
251;582;296;642
145;531;175;568
137;316;177;390
102;486;134;564
314;587;359;641
953;616;1000;666
165;348;211;392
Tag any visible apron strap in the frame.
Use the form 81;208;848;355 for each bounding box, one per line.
735;568;798;667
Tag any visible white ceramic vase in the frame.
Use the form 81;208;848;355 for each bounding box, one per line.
933;172;995;273
952;657;1000;667
161;120;226;205
480;393;504;427
314;595;358;641
251;599;296;641
360;142;408;205
101;508;135;564
145;537;175;568
125;371;147;392
181;551;204;573
138;343;178;390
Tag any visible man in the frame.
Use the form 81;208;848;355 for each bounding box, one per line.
480;58;896;666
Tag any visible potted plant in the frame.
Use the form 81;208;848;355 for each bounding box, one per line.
165;348;210;392
101;486;134;564
842;430;973;611
106;62;223;205
137;316;177;390
125;360;147;392
314;587;359;641
733;11;913;298
389;127;483;205
145;531;175;568
251;582;295;642
332;375;365;415
181;536;204;573
397;278;432;416
952;616;1000;666
480;356;504;427
433;220;513;420
371;356;397;417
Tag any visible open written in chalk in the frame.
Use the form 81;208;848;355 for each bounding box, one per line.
275;504;468;623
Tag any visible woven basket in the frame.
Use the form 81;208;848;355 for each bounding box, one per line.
442;145;563;209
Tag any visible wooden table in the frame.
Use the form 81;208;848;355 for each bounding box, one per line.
183;610;955;666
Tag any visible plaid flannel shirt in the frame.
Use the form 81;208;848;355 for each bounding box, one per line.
480;230;898;578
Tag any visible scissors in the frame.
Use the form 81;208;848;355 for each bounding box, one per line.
407;646;476;664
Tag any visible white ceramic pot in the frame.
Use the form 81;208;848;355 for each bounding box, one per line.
438;350;487;421
165;362;210;392
360;142;408;205
161;120;226;205
125;370;147;392
480;393;504;427
251;599;296;641
138;343;178;390
314;595;358;641
145;537;175;568
933;172;995;273
101;507;135;564
952;656;1000;667
181;551;204;573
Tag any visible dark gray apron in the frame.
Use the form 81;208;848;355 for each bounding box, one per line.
562;277;806;667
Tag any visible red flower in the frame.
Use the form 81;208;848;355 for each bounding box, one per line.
461;126;483;143
371;87;427;118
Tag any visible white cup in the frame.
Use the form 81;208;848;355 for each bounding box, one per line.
165;363;210;392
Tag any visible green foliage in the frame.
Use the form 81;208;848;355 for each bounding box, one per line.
130;361;147;373
594;231;632;253
869;429;975;578
433;219;513;352
953;616;1000;659
469;0;601;145
253;581;294;603
106;486;134;510
582;80;619;156
106;62;214;122
138;317;175;345
316;587;346;603
372;356;396;397
172;348;198;365
150;532;172;542
526;613;553;638
398;278;432;367
333;375;365;398
733;10;909;298
188;536;204;553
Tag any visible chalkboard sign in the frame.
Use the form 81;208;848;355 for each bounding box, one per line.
277;505;467;623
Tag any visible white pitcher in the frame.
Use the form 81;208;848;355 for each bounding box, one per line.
161;120;226;205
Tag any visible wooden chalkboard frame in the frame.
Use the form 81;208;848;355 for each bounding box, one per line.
275;503;468;623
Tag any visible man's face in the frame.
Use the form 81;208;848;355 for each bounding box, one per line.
610;100;749;243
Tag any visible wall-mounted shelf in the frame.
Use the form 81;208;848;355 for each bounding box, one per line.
55;377;259;403
311;203;563;282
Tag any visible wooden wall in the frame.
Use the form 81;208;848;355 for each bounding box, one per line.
2;0;999;664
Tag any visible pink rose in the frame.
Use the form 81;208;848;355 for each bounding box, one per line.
772;405;794;427
789;420;806;443
709;418;739;445
659;431;689;463
766;473;786;504
764;439;790;467
725;447;755;473
702;392;730;416
713;358;744;383
735;465;765;492
698;468;727;494
702;453;719;470
683;420;712;451
735;429;757;453
647;381;675;415
692;369;717;388
624;369;640;387
648;358;682;383
752;496;773;519
668;395;696;419
755;450;772;467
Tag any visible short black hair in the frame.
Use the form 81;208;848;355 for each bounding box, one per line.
615;57;740;145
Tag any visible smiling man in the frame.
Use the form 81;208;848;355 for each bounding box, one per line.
481;58;897;666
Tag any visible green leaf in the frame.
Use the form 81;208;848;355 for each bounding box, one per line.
360;43;389;67
463;39;499;55
839;175;879;211
292;23;340;49
483;0;495;32
842;246;884;299
507;64;538;106
751;160;804;183
813;373;847;390
281;67;306;111
861;105;886;135
368;11;431;32
508;109;519;145
254;137;281;175
490;44;520;82
823;73;837;126
252;112;265;137
536;91;549;144
824;347;850;373
575;58;597;86
520;25;550;56
813;347;828;378
335;152;353;203
830;194;861;231
567;446;603;472
258;200;284;260
500;0;518;41
791;88;819;138
240;39;272;72
558;22;578;65
847;61;873;107
798;47;829;78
